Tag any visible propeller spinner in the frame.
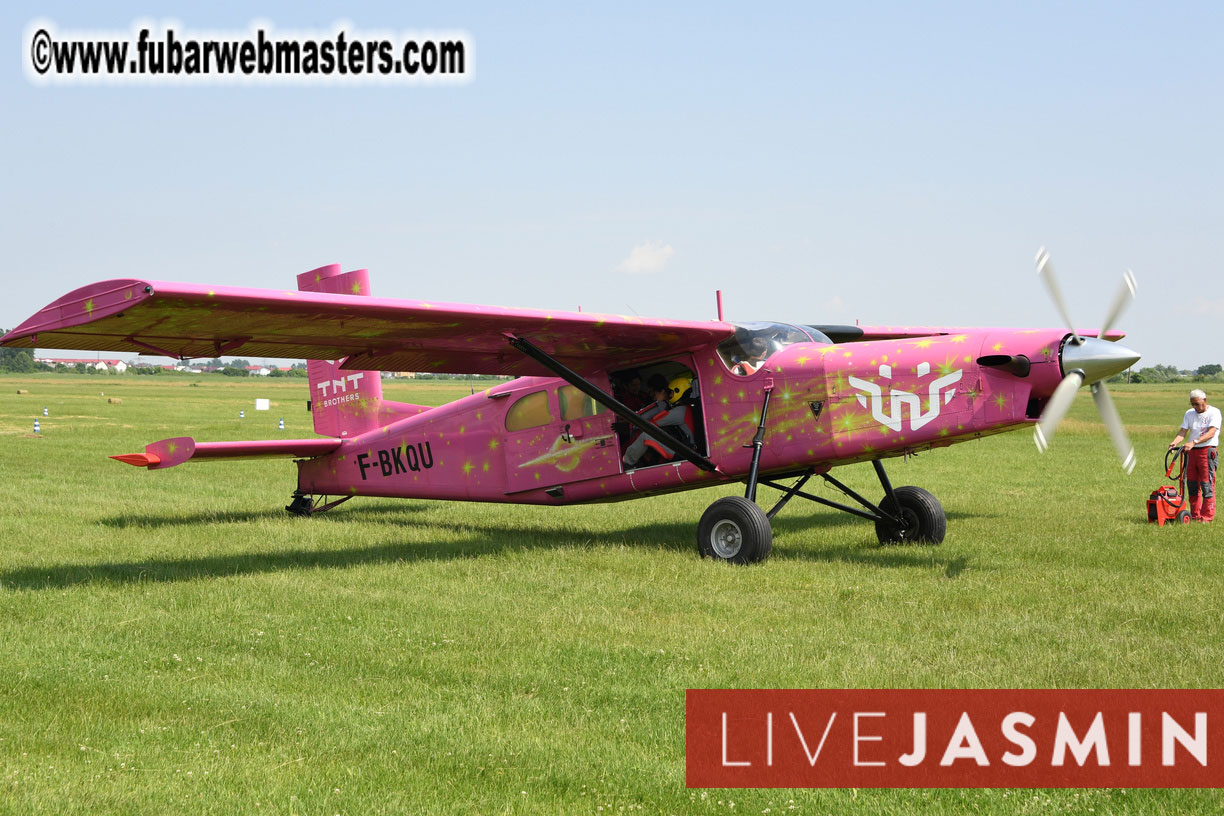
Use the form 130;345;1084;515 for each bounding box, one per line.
1032;248;1140;473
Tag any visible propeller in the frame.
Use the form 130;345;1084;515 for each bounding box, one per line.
1032;248;1140;473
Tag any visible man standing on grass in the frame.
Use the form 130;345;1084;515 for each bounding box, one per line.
1169;389;1220;522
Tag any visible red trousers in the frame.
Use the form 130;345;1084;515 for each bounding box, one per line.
1187;447;1217;522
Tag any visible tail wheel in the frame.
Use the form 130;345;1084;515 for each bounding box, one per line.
875;486;946;545
285;493;313;517
698;496;772;564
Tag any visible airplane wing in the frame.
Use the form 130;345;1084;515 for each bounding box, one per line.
1;279;734;376
851;325;1126;342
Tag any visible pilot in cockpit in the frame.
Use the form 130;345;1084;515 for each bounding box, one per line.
733;337;770;376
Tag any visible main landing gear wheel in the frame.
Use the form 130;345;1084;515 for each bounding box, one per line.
875;486;946;545
698;496;773;564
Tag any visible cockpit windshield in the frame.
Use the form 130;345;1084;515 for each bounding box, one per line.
716;322;831;376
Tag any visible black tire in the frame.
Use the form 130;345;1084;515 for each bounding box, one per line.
875;486;946;545
1176;509;1193;525
285;494;313;517
697;496;773;564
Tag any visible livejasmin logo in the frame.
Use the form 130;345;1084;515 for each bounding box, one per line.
686;690;1224;788
848;362;962;432
718;710;1202;768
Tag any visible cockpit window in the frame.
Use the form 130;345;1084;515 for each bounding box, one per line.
804;326;834;344
716;322;823;376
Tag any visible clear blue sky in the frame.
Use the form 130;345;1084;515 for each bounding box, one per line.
3;1;1221;369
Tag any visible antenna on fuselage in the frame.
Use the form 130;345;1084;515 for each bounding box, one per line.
716;290;724;321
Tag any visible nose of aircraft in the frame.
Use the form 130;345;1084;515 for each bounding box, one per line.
1061;336;1141;383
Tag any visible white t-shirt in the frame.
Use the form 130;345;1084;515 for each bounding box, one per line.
1181;405;1222;448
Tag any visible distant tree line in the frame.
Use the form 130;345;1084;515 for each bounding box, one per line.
1109;363;1224;384
0;332;35;373
0;344;504;380
0;342;316;376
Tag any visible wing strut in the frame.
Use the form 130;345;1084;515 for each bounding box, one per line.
505;335;719;473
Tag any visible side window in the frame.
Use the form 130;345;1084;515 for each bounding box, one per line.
559;386;601;420
505;391;552;431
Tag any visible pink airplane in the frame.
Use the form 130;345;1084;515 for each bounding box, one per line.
2;250;1139;563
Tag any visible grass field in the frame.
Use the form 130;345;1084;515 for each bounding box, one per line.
1;374;1221;814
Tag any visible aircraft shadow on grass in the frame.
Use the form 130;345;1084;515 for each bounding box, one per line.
2;503;973;590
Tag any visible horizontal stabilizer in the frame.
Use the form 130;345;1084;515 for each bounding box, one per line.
111;436;341;470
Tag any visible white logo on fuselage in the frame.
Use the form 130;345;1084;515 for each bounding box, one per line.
316;372;364;398
848;363;962;432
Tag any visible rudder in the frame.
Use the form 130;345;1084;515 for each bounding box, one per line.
298;264;426;437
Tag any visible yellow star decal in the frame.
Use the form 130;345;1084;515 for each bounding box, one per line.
83;299;94;315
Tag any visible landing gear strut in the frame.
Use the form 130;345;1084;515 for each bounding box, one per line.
285;490;352;517
696;385;776;564
697;458;946;563
758;462;946;548
696;389;945;563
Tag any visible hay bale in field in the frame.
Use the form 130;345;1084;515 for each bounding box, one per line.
107;397;123;405
16;389;28;394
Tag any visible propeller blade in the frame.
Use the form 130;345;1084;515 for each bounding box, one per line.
1035;247;1082;344
1091;382;1136;474
1098;269;1137;337
1033;370;1085;453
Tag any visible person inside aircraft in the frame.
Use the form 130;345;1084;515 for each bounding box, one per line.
733;337;770;376
636;374;670;418
718;323;814;376
613;371;649;411
622;374;696;469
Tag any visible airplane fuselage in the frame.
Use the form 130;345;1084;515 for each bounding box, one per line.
296;328;1071;505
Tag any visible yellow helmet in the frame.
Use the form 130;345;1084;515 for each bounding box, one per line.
666;376;692;402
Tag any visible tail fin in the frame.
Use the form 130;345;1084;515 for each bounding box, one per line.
298;265;428;437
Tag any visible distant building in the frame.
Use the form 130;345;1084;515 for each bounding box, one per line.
37;357;126;372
